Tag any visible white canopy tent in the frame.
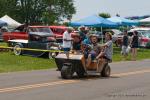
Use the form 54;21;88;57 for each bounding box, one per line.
0;15;22;29
140;17;150;26
140;17;150;23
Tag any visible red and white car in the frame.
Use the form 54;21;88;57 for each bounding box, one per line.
3;25;55;42
128;28;150;48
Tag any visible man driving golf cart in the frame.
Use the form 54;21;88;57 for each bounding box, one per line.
83;34;101;68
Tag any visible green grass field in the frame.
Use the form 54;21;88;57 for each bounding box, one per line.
0;42;150;73
0;42;7;46
0;52;56;73
113;47;150;61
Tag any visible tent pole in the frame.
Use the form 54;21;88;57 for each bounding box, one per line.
101;27;103;44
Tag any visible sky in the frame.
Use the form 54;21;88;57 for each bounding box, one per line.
72;0;150;21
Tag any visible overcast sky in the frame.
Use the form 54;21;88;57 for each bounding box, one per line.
72;0;150;21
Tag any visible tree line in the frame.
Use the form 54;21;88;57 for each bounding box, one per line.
0;0;76;25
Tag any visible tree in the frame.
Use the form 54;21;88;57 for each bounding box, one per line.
43;0;76;24
0;0;76;25
0;0;18;18
17;0;46;24
99;13;111;18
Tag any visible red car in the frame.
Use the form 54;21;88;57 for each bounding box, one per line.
50;26;78;42
3;25;55;42
49;26;68;42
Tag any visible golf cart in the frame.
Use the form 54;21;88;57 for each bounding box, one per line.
55;51;111;79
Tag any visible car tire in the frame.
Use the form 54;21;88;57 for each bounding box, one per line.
48;52;58;59
61;65;74;79
13;44;23;56
101;64;111;77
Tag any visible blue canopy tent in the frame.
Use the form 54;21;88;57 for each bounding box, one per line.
107;17;139;26
0;20;7;27
70;15;118;44
70;15;118;27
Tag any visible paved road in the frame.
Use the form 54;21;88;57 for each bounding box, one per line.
0;59;150;100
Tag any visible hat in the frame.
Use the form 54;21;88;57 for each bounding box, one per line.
78;25;85;31
106;32;112;36
67;27;74;32
68;27;74;30
90;34;98;38
106;32;112;40
72;32;80;37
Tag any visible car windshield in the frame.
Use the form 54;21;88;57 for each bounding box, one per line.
142;31;150;38
29;27;53;35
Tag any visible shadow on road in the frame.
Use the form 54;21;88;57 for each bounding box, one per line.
57;74;120;81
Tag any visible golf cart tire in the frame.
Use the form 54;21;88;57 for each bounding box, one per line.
13;44;23;56
76;67;85;78
61;65;73;79
76;70;85;78
101;64;111;77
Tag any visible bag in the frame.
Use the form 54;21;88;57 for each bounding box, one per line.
126;46;131;53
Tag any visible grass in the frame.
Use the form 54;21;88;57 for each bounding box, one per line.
113;47;150;61
0;52;56;73
0;42;56;73
0;42;7;46
0;41;150;73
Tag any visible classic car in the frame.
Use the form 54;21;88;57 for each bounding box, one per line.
103;29;123;47
128;29;150;48
49;26;78;43
3;25;55;42
50;26;68;39
8;31;61;59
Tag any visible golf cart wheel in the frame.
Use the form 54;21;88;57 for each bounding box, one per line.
13;44;23;56
61;66;73;79
101;64;111;77
76;68;85;78
48;52;58;59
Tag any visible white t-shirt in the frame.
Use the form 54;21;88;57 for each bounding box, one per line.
63;31;72;48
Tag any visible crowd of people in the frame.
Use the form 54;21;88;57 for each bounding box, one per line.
62;26;113;68
62;26;139;66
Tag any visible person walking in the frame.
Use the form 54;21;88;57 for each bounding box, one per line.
121;30;129;60
130;31;139;61
63;27;73;59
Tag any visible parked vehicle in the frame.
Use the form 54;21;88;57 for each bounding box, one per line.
0;27;9;41
128;30;150;48
0;31;3;41
103;29;123;47
3;25;55;42
55;52;111;79
8;29;60;59
50;26;68;42
50;26;79;42
130;27;150;32
90;31;104;42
